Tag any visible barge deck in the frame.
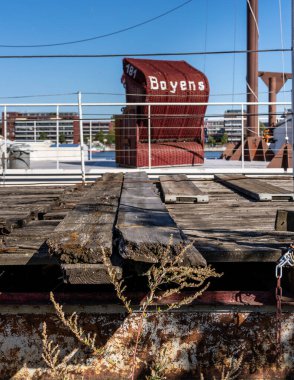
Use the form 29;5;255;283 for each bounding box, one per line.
1;173;294;379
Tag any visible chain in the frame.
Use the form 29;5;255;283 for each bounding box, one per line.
275;244;294;358
275;275;282;358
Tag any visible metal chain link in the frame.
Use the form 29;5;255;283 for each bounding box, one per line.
275;244;294;358
275;275;282;358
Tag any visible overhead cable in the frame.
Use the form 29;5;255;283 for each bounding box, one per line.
0;48;289;59
0;92;76;99
0;1;192;48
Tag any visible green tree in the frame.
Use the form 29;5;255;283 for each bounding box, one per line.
105;129;115;145
259;121;266;137
94;130;105;143
220;133;228;145
59;133;66;144
39;132;48;140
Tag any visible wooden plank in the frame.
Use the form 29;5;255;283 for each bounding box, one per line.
0;212;33;234
275;209;294;231
214;174;294;202
0;252;59;265
0;186;68;194
215;174;294;201
160;174;209;203
47;173;124;264
61;264;122;284
0;219;61;265
116;172;206;267
192;238;282;262
0;185;90;269
165;178;294;263
43;211;69;220
0;187;73;233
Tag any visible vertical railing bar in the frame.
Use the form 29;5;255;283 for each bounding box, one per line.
292;0;294;185
78;91;86;184
56;105;60;170
2;106;7;185
148;105;151;169
90;120;92;161
34;120;37;142
241;103;245;170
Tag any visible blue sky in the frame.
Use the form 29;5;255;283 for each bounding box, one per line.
0;0;292;117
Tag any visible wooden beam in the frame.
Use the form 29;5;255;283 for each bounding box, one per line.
160;174;209;203
116;172;206;267
215;174;294;201
0;252;59;266
275;210;294;231
61;264;122;285
47;173;124;264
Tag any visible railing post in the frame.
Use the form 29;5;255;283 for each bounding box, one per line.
148;105;151;169
34;121;37;142
241;103;245;170
56;105;60;170
292;0;294;181
2;106;7;184
89;120;92;161
78;91;86;184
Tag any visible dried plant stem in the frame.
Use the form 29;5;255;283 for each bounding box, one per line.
42;322;77;380
128;237;222;380
131;313;145;380
50;292;103;355
101;247;132;313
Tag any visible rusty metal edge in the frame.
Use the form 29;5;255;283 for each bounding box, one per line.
0;290;293;307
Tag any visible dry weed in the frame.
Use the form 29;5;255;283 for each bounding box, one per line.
102;235;222;380
42;322;78;380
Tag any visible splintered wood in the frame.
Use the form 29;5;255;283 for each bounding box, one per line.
0;186;86;265
116;172;206;266
47;173;123;264
0;186;66;234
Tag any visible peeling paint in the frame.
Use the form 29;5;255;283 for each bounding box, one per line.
0;308;293;379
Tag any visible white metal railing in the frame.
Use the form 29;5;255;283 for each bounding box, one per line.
0;99;292;184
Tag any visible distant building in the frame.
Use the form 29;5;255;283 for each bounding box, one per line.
223;109;245;142
204;118;224;142
1;112;112;144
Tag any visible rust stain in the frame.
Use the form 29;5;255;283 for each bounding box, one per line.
0;310;293;379
70;232;79;242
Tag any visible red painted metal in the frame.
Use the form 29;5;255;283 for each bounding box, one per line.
116;58;209;167
1;291;293;306
258;71;292;128
247;0;259;137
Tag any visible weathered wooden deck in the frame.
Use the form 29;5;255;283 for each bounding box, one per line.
167;177;294;263
0;174;294;288
1;174;294;380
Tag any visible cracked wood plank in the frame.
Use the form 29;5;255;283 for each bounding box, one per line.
47;173;124;265
116;172;206;267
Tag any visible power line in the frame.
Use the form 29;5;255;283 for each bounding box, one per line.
0;92;76;99
0;48;290;59
0;1;192;48
0;89;290;100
